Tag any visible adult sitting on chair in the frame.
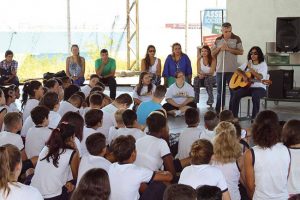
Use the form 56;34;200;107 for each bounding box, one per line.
163;71;196;117
229;46;268;120
95;49;117;100
0;50;19;86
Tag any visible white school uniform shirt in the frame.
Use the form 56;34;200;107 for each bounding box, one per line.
77;154;111;184
179;164;228;192
31;146;75;199
135;134;171;171
80;126;98;156
81;84;92;97
109;163;154;200
132;84;156;102
113;127;145;141
108;126;118;145
213;161;241;200
0;131;24;150
165;82;195;105
21;111;61;137
177;126;205;160
25;126;52;159
7;102;20;113
200;129;216;143
58;101;79;117
97;103;118;140
22;99;39;122
0;182;43;200
288;147;300;195
238;61;268;89
252;143;290;200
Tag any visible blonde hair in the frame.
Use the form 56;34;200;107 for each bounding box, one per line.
213;121;241;164
190;139;213;165
115;109;125;125
0;144;21;198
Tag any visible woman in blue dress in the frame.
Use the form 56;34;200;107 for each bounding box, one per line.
66;44;85;86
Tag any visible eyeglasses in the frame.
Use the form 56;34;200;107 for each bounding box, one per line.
148;50;156;53
250;52;258;55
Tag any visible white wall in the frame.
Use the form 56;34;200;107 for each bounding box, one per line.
227;0;300;86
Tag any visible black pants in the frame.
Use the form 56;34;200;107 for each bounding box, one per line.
230;87;266;119
100;76;117;99
162;102;197;112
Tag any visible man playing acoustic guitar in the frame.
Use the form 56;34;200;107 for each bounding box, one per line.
229;46;268;120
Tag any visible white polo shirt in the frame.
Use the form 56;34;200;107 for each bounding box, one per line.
132;84;156;102
80;126;98;156
58;101;79;117
113;127;145;142
135;134;171;171
109;163;154;200
0;131;24;150
77;154;111;184
1;182;43;200
22;99;39;122
25;126;52;158
179;164;228;192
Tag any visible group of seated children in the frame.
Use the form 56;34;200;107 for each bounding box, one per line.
0;73;299;200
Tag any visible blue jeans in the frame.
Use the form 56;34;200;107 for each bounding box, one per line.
230;87;266;119
216;72;233;113
73;76;85;86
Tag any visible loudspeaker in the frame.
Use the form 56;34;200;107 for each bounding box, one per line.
268;70;294;99
276;17;300;52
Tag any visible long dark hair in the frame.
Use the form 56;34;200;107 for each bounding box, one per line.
71;44;82;67
0;144;21;198
21;80;42;109
71;168;110;200
60;111;84;141
201;45;213;66
247;46;265;63
144;45;156;71
136;72;153;96
42;122;76;167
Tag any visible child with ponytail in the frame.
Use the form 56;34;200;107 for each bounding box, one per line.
0;144;43;199
21;80;44;122
31;122;80;200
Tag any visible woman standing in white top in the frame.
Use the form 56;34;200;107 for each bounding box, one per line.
193;45;216;106
132;72;156;110
31;122;80;199
141;45;162;86
282;120;300;196
0;144;43;200
212;121;242;200
21;80;44;122
244;110;290;200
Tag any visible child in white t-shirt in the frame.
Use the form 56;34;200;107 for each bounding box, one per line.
113;109;145;141
0;144;43;200
177;108;204;160
25;106;52;159
179;139;230;200
77;133;111;183
0;112;24;156
81;109;103;155
31;122;80;199
21;80;44;122
109;135;173;200
81;92;104;117
81;74;100;97
21;91;61;137
0;88;8;130
58;93;83;117
200;110;219;143
108;108;126;146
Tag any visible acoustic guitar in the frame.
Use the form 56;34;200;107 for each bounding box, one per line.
229;71;272;89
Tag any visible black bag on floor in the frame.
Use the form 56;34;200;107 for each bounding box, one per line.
43;70;67;80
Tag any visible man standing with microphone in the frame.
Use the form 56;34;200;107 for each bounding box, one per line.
211;22;244;113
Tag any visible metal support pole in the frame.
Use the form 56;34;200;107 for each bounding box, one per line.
67;0;71;53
